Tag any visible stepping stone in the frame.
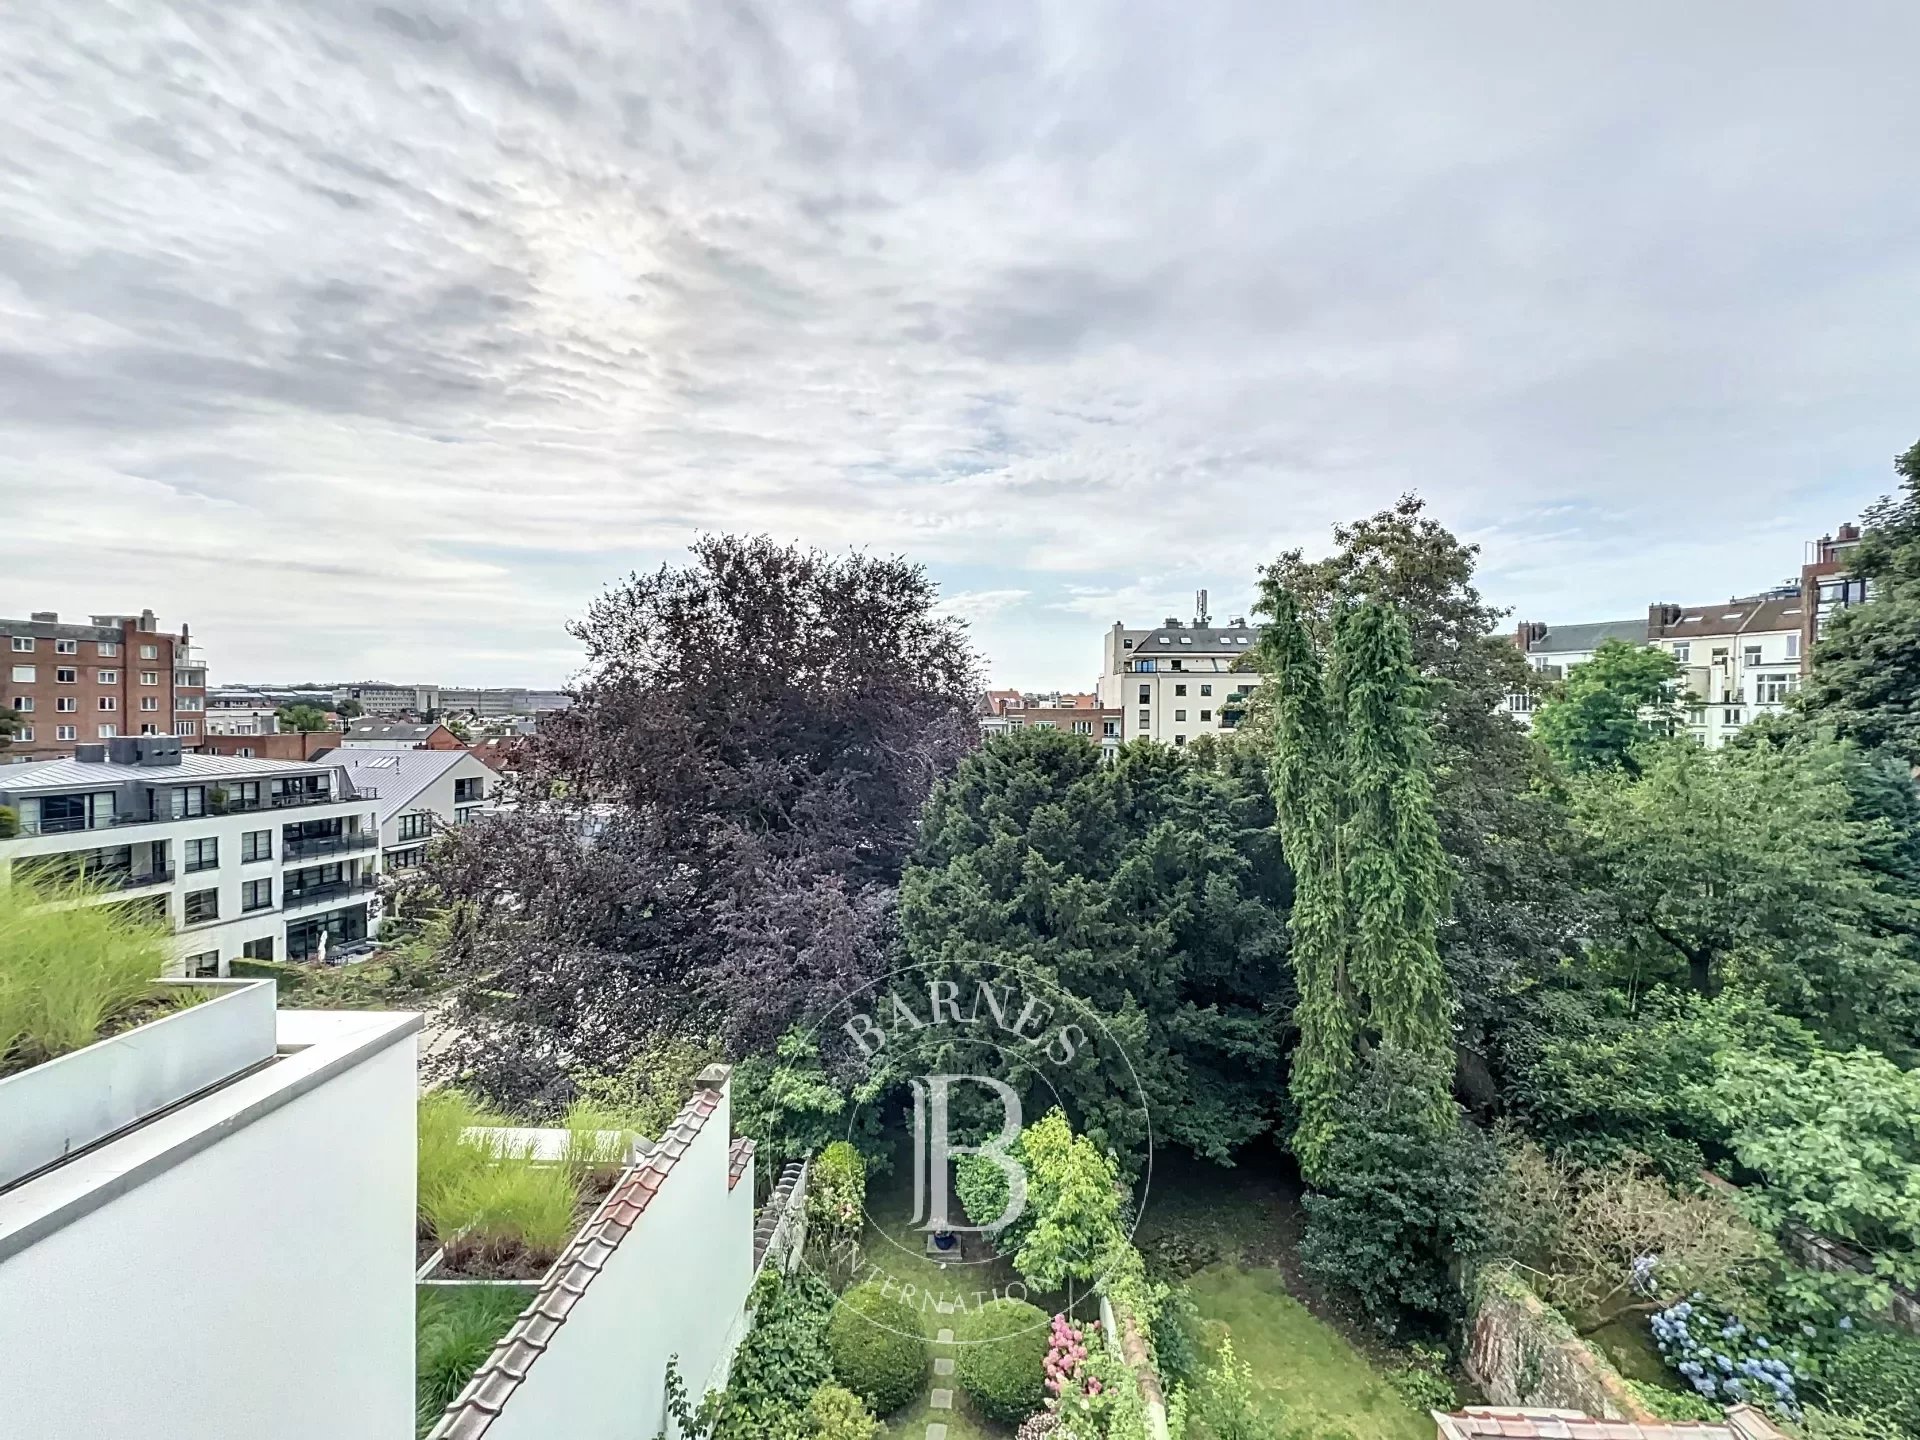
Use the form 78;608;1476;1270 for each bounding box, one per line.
935;1328;954;1345
930;1389;954;1410
934;1357;955;1376
926;1426;947;1440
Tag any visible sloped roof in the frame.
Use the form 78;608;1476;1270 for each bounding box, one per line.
1435;1405;1781;1439
344;720;444;740
308;747;470;825
1654;595;1803;640
0;751;350;795
1132;626;1260;654
1528;619;1647;655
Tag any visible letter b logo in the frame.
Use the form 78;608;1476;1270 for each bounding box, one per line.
908;1075;1026;1233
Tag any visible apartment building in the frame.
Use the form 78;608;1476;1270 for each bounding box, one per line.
2;609;206;762
344;682;441;717
1801;522;1869;666
316;747;498;872
1096;594;1262;745
0;737;382;973
1646;595;1804;747
1504;618;1647;727
978;691;1123;757
439;685;571;718
341;719;464;750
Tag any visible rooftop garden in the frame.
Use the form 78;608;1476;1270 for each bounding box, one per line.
0;876;198;1080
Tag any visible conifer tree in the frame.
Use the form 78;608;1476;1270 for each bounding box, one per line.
1260;587;1454;1178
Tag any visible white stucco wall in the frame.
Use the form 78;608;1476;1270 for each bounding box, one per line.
0;1012;418;1440
479;1084;756;1440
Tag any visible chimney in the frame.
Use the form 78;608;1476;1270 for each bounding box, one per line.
1838;522;1861;542
138;608;156;632
74;744;107;764
29;611;56;622
1647;602;1680;636
1514;621;1547;650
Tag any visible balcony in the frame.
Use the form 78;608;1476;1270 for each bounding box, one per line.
280;878;377;913
281;833;378;860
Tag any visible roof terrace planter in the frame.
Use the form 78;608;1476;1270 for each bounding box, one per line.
0;977;276;1192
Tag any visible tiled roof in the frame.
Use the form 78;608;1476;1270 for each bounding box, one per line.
1528;619;1647;655
1436;1407;1769;1439
753;1158;809;1270
428;1072;729;1440
1654;596;1802;639
728;1136;755;1192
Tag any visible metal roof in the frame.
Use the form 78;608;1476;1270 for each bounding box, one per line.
0;752;353;795
311;748;472;825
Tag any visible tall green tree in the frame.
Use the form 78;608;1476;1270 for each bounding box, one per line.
1533;639;1682;773
1799;438;1920;762
1262;591;1454;1178
277;703;331;733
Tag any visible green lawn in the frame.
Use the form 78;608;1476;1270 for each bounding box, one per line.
1185;1263;1433;1440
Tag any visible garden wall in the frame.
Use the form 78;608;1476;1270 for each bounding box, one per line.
1465;1265;1656;1421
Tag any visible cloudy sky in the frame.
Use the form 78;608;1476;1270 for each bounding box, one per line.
3;3;1918;690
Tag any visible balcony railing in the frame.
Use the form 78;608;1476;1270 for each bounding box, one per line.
281;833;377;860
280;879;377;913
11;787;375;835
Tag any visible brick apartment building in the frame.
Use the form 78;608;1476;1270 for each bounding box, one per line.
978;690;1124;757
3;609;206;763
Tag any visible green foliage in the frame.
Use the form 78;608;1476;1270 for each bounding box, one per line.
807;1141;867;1250
1703;1045;1920;1288
899;725;1290;1167
732;1028;885;1166
417;1090;497;1231
1300;1046;1496;1330
1259;587;1454;1179
827;1283;928;1416
0;877;177;1076
0;804;17;838
415;1284;528;1436
453;1156;579;1265
1534;640;1683;773
559;1098;634;1186
276;703;331;733
1624;1379;1722;1421
956;1147;1023;1240
954;1298;1050;1423
1820;1329;1920;1438
1169;1336;1279;1440
1011;1108;1125;1292
1799;440;1920;764
803;1383;880;1440
572;1034;718;1139
715;1268;838;1440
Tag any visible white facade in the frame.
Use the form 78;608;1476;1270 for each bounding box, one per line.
319;748;498;873
1650;614;1804;748
1504;619;1647;728
0;745;382;973
1097;620;1262;745
0;1007;420;1440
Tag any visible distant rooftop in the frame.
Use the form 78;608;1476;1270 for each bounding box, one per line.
344;721;445;741
1525;619;1646;655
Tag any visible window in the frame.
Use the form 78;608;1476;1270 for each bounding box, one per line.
139;644;158;660
1672;643;1690;663
176;696;202;711
10;696;29;712
139;723;158;735
396;812;432;842
1071;719;1093;736
1136;659;1156;673
184;951;219;978
1170;658;1183;671
242;829;272;863
1199;710;1212;722
140;671;158;685
1138;684;1150;704
183;889;219;924
9;665;33;682
1722;707;1744;727
54;639;76;654
56;696;75;712
169;786;206;820
183;836;219;872
1756;674;1800;705
453;776;483;803
140;696;158;711
8;636;31;652
96;724;116;738
455;806;482;825
55;725;75;741
98;642;119;657
14;725;31;742
1173;733;1186;745
1711;647;1729;660
55;667;76;683
1174;684;1187;696
242;936;274;962
178;721;197;736
1743;646;1762;668
1200;684;1213;696
242;879;273;913
386;845;427;870
98;696;117;711
1786;633;1802;660
1173;709;1187;722
1102;720;1118;737
1137;709;1150;728
236;746;253;757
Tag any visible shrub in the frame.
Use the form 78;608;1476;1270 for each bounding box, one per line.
0;804;17;838
1013;1109;1125;1291
1167;1336;1277;1440
715;1268;836;1440
808;1141;867;1246
572;1035;718;1139
954;1298;1049;1423
560;1099;633;1187
415;1285;527;1434
0;876;177;1076
1821;1329;1920;1437
1624;1380;1721;1422
828;1283;928;1416
417;1090;496;1232
1300;1046;1498;1329
457;1160;578;1266
804;1383;879;1440
1650;1295;1805;1413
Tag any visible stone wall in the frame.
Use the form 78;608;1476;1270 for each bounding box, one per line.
1465;1265;1657;1421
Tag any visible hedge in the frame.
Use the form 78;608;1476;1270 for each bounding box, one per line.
954;1298;1049;1424
228;957;311;993
828;1284;928;1416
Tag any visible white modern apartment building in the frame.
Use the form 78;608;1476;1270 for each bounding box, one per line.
0;737;383;973
318;747;499;872
1097;595;1262;745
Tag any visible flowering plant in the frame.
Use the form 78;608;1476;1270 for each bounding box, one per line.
1650;1293;1804;1415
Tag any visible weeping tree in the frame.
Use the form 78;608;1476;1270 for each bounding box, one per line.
1262;587;1454;1178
